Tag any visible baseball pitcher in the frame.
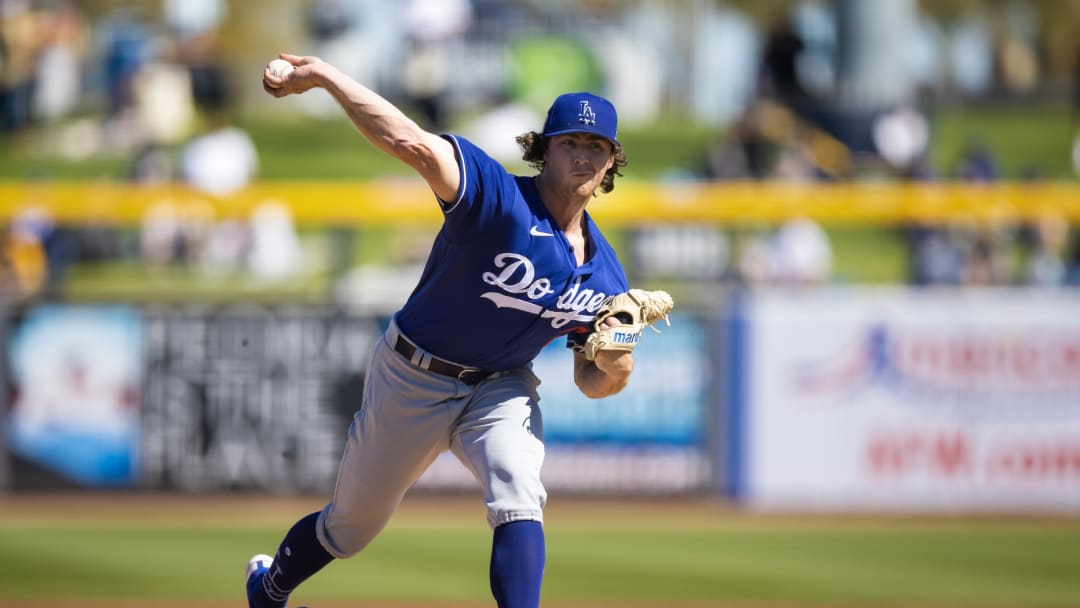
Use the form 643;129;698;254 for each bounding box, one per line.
246;53;674;608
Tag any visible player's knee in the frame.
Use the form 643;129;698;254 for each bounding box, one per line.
317;510;383;558
486;487;547;528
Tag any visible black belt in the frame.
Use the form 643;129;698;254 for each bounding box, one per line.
393;335;494;385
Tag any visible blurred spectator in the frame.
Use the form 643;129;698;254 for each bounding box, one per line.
947;14;994;97
180;33;226;116
1020;214;1071;287
178;106;257;199
1;0;40;134
1066;232;1080;287
199;215;249;277
960;226;1012;286
130;141;177;267
704;99;849;181
1073;131;1080;178
997;35;1038;95
139;196;215;267
706;99;794;179
906;223;964;286
32;2;84;124
131;58;195;147
1073;42;1080;177
734;218;833;287
247;201;301;281
169;112;254;271
306;0;351;42
872;104;930;174
6;204;74;298
129;143;175;185
0;228;24;301
771;216;833;286
956;136;999;181
996;2;1039;95
0;214;48;299
98;8;154;118
400;0;473;130
1074;42;1080;124
761;14;807;108
599;4;666;127
735;230;773;287
904;131;1007;287
139;199;183;266
298;0;389;120
163;0;225;40
772;126;819;181
689;5;759;126
459;90;541;163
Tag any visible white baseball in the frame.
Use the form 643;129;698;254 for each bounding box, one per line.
266;59;294;85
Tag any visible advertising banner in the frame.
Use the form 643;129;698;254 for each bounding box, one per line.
139;307;383;492
738;289;1080;511
417;311;714;493
2;304;712;495
5;306;142;487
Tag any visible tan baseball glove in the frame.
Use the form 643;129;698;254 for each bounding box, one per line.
583;289;674;360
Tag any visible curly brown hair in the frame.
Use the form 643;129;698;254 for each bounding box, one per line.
515;131;627;195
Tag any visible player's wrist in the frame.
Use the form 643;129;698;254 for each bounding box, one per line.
593;349;633;377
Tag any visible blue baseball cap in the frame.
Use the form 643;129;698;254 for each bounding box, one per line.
542;92;619;147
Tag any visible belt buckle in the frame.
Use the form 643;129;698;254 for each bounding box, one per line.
457;368;487;385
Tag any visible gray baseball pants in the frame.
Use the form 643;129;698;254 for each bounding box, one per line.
315;319;547;558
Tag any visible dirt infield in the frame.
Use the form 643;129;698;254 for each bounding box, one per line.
4;490;1073;530
0;491;736;522
3;491;809;538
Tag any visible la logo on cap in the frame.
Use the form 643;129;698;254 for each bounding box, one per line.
578;101;597;126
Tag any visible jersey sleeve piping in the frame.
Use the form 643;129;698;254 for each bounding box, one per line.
437;134;467;214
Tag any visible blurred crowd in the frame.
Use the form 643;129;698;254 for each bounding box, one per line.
2;0;1080;301
0;0;284;300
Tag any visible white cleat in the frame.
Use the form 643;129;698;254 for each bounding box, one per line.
246;553;282;607
246;553;274;582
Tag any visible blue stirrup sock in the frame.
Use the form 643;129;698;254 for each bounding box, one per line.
253;511;336;607
489;520;546;608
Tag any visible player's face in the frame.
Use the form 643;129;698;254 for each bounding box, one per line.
544;133;615;196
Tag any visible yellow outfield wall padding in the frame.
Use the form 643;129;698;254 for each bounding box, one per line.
0;180;1078;225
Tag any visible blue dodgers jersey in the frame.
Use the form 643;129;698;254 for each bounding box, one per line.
395;135;629;371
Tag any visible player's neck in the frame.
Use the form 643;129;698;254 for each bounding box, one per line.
534;175;589;232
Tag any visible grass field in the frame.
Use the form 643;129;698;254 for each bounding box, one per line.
1;493;1078;607
1;102;1073;182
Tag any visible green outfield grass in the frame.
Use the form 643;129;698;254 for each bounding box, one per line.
1;495;1078;606
1;102;1072;182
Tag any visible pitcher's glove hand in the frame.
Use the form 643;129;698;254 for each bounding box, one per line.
583;289;674;361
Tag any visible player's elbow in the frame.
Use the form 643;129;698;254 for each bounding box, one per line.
381;129;440;165
384;136;431;166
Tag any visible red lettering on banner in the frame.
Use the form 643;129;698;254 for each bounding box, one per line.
1013;341;1038;380
953;341;983;378
890;331;1080;391
935;433;971;475
867;431;971;479
989;444;1080;481
1065;344;1080;375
